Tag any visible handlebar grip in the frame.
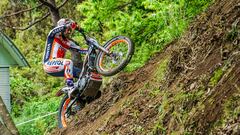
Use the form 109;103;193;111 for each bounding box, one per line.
77;28;84;33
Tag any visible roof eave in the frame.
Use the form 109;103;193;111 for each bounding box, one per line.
0;31;30;67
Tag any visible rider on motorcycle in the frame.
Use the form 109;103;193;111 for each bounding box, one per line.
42;18;81;96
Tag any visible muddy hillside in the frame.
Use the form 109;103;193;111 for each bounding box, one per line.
54;0;240;134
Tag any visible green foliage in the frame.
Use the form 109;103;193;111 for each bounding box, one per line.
150;88;207;134
213;92;240;131
226;26;239;41
0;0;8;12
154;57;169;81
151;92;169;135
184;0;213;17
209;68;224;87
10;74;38;116
77;0;212;71
14;97;60;135
223;93;240;120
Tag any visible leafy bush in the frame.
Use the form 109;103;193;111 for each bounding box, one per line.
77;0;212;71
13;97;60;135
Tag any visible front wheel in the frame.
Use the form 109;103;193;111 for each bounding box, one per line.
58;95;71;128
96;36;134;76
58;95;84;128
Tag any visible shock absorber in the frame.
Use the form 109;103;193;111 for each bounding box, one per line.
89;51;96;70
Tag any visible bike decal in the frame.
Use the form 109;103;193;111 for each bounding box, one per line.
78;49;88;54
90;72;102;81
106;39;127;49
61;98;70;128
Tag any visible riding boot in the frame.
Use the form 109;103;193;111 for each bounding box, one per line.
66;79;77;98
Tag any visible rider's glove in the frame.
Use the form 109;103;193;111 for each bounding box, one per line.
70;22;80;31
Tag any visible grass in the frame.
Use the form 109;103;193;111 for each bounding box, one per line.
212;92;240;132
209;67;224;87
146;56;170;98
154;56;170;82
13;97;60;135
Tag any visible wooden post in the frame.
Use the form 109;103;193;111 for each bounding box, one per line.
0;97;19;135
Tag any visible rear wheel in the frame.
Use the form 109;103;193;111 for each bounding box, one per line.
96;36;134;76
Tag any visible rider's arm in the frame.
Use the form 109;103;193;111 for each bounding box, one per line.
48;25;66;38
49;22;82;50
64;24;85;52
66;39;81;51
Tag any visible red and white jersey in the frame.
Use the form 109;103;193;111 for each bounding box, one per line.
43;25;80;63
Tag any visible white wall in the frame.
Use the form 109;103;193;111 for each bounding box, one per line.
0;67;11;112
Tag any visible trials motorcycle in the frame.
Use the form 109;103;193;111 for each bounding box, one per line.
57;29;134;128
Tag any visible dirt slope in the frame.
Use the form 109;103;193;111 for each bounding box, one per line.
53;0;240;134
52;43;173;135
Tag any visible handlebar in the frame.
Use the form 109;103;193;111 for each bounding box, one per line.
76;28;110;54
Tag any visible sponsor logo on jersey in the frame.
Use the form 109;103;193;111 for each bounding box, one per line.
51;27;64;36
46;60;64;66
45;43;51;60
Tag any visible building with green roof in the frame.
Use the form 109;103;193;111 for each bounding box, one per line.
0;31;30;112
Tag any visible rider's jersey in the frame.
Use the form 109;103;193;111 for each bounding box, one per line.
43;25;80;63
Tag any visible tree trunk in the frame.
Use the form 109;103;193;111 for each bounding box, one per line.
0;122;13;135
0;97;19;135
48;0;60;26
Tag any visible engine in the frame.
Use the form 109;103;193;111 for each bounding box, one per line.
78;72;102;97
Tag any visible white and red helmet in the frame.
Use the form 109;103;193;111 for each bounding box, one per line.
57;18;78;37
57;18;71;26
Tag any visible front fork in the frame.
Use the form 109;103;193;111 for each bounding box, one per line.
65;93;81;116
95;43;110;54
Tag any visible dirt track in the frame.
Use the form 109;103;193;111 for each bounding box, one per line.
52;0;240;134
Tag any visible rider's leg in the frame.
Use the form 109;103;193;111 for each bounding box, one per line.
73;66;81;78
63;59;84;97
43;59;65;77
44;59;81;79
44;59;82;97
43;58;79;84
63;59;74;87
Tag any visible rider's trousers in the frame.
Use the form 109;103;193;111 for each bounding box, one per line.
43;58;81;80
